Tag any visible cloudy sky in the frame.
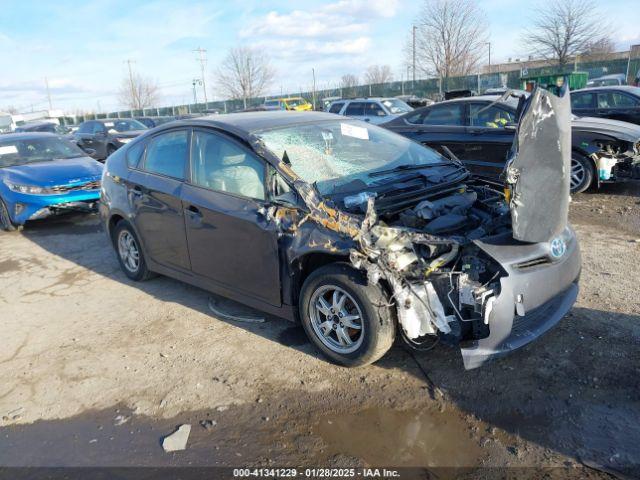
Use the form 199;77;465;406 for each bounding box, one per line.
1;0;638;113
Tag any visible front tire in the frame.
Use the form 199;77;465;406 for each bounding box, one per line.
112;221;153;281
299;263;396;367
570;152;594;194
0;197;18;232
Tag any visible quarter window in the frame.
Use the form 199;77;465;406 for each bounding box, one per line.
126;141;146;168
143;130;188;179
191;131;265;200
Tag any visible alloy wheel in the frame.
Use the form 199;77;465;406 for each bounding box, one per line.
309;285;364;354
570;158;586;191
118;230;140;273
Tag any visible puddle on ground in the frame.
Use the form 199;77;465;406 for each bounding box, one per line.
315;407;483;467
0;259;21;274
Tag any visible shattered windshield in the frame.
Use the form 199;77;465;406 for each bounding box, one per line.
255;119;447;195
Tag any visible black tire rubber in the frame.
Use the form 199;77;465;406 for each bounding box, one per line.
0;197;18;232
112;220;153;281
571;152;594;194
299;263;396;367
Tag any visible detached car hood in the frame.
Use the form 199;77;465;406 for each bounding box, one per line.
572;116;640;143
505;86;571;243
1;157;103;187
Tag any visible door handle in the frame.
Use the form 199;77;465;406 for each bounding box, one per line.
186;205;202;218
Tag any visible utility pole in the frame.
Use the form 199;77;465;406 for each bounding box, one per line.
486;42;492;74
312;68;317;110
125;59;137;109
193;47;208;105
412;25;417;84
44;77;53;110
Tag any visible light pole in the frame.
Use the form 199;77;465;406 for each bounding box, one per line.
412;25;417;83
486;42;492;74
192;79;201;104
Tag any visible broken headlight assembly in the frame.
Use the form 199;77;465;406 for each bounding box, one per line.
3;180;55;195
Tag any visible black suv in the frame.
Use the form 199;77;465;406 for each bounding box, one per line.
74;118;147;160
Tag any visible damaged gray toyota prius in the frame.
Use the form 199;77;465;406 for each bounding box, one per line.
100;85;580;370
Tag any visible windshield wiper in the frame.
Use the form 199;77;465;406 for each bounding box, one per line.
368;162;453;177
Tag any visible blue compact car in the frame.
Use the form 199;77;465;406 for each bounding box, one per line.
0;133;103;230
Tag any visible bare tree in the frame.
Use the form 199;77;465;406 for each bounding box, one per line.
582;37;616;56
411;0;489;79
215;46;275;108
339;74;359;96
521;0;611;66
118;73;159;110
364;65;394;85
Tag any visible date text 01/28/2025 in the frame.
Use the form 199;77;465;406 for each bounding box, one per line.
232;468;401;478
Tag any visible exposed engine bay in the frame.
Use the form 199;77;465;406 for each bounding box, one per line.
345;181;509;348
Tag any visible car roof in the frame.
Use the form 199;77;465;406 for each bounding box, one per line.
0;132;58;141
574;85;640;94
158;111;341;139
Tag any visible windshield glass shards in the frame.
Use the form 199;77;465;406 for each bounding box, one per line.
256;120;447;195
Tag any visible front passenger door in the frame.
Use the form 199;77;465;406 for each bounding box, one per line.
181;129;281;306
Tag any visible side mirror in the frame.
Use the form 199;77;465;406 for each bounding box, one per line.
271;190;299;208
95;131;107;138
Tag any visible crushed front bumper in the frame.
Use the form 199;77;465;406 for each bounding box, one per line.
460;227;581;369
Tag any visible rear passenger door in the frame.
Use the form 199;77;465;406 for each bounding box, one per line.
396;103;468;159
181;129;281;306
128;129;191;271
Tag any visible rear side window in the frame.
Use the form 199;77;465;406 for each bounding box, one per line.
329;102;344;114
126;141;146;168
571;93;595;109
345;102;366;116
421;104;463;126
143;130;188;179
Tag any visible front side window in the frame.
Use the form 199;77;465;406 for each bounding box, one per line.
421;104;463;126
598;92;640;108
191;131;265;200
256;120;447;196
329;102;344;114
469;104;514;127
367;103;387;117
143;130;188;179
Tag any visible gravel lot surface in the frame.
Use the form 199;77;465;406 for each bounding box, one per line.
0;182;638;478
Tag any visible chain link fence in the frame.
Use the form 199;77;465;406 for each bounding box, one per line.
60;51;639;125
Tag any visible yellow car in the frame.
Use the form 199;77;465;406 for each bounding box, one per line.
264;97;313;111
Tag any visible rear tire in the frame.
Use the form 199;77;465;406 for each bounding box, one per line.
299;263;396;367
0;197;18;232
112;221;153;281
570;152;594;194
